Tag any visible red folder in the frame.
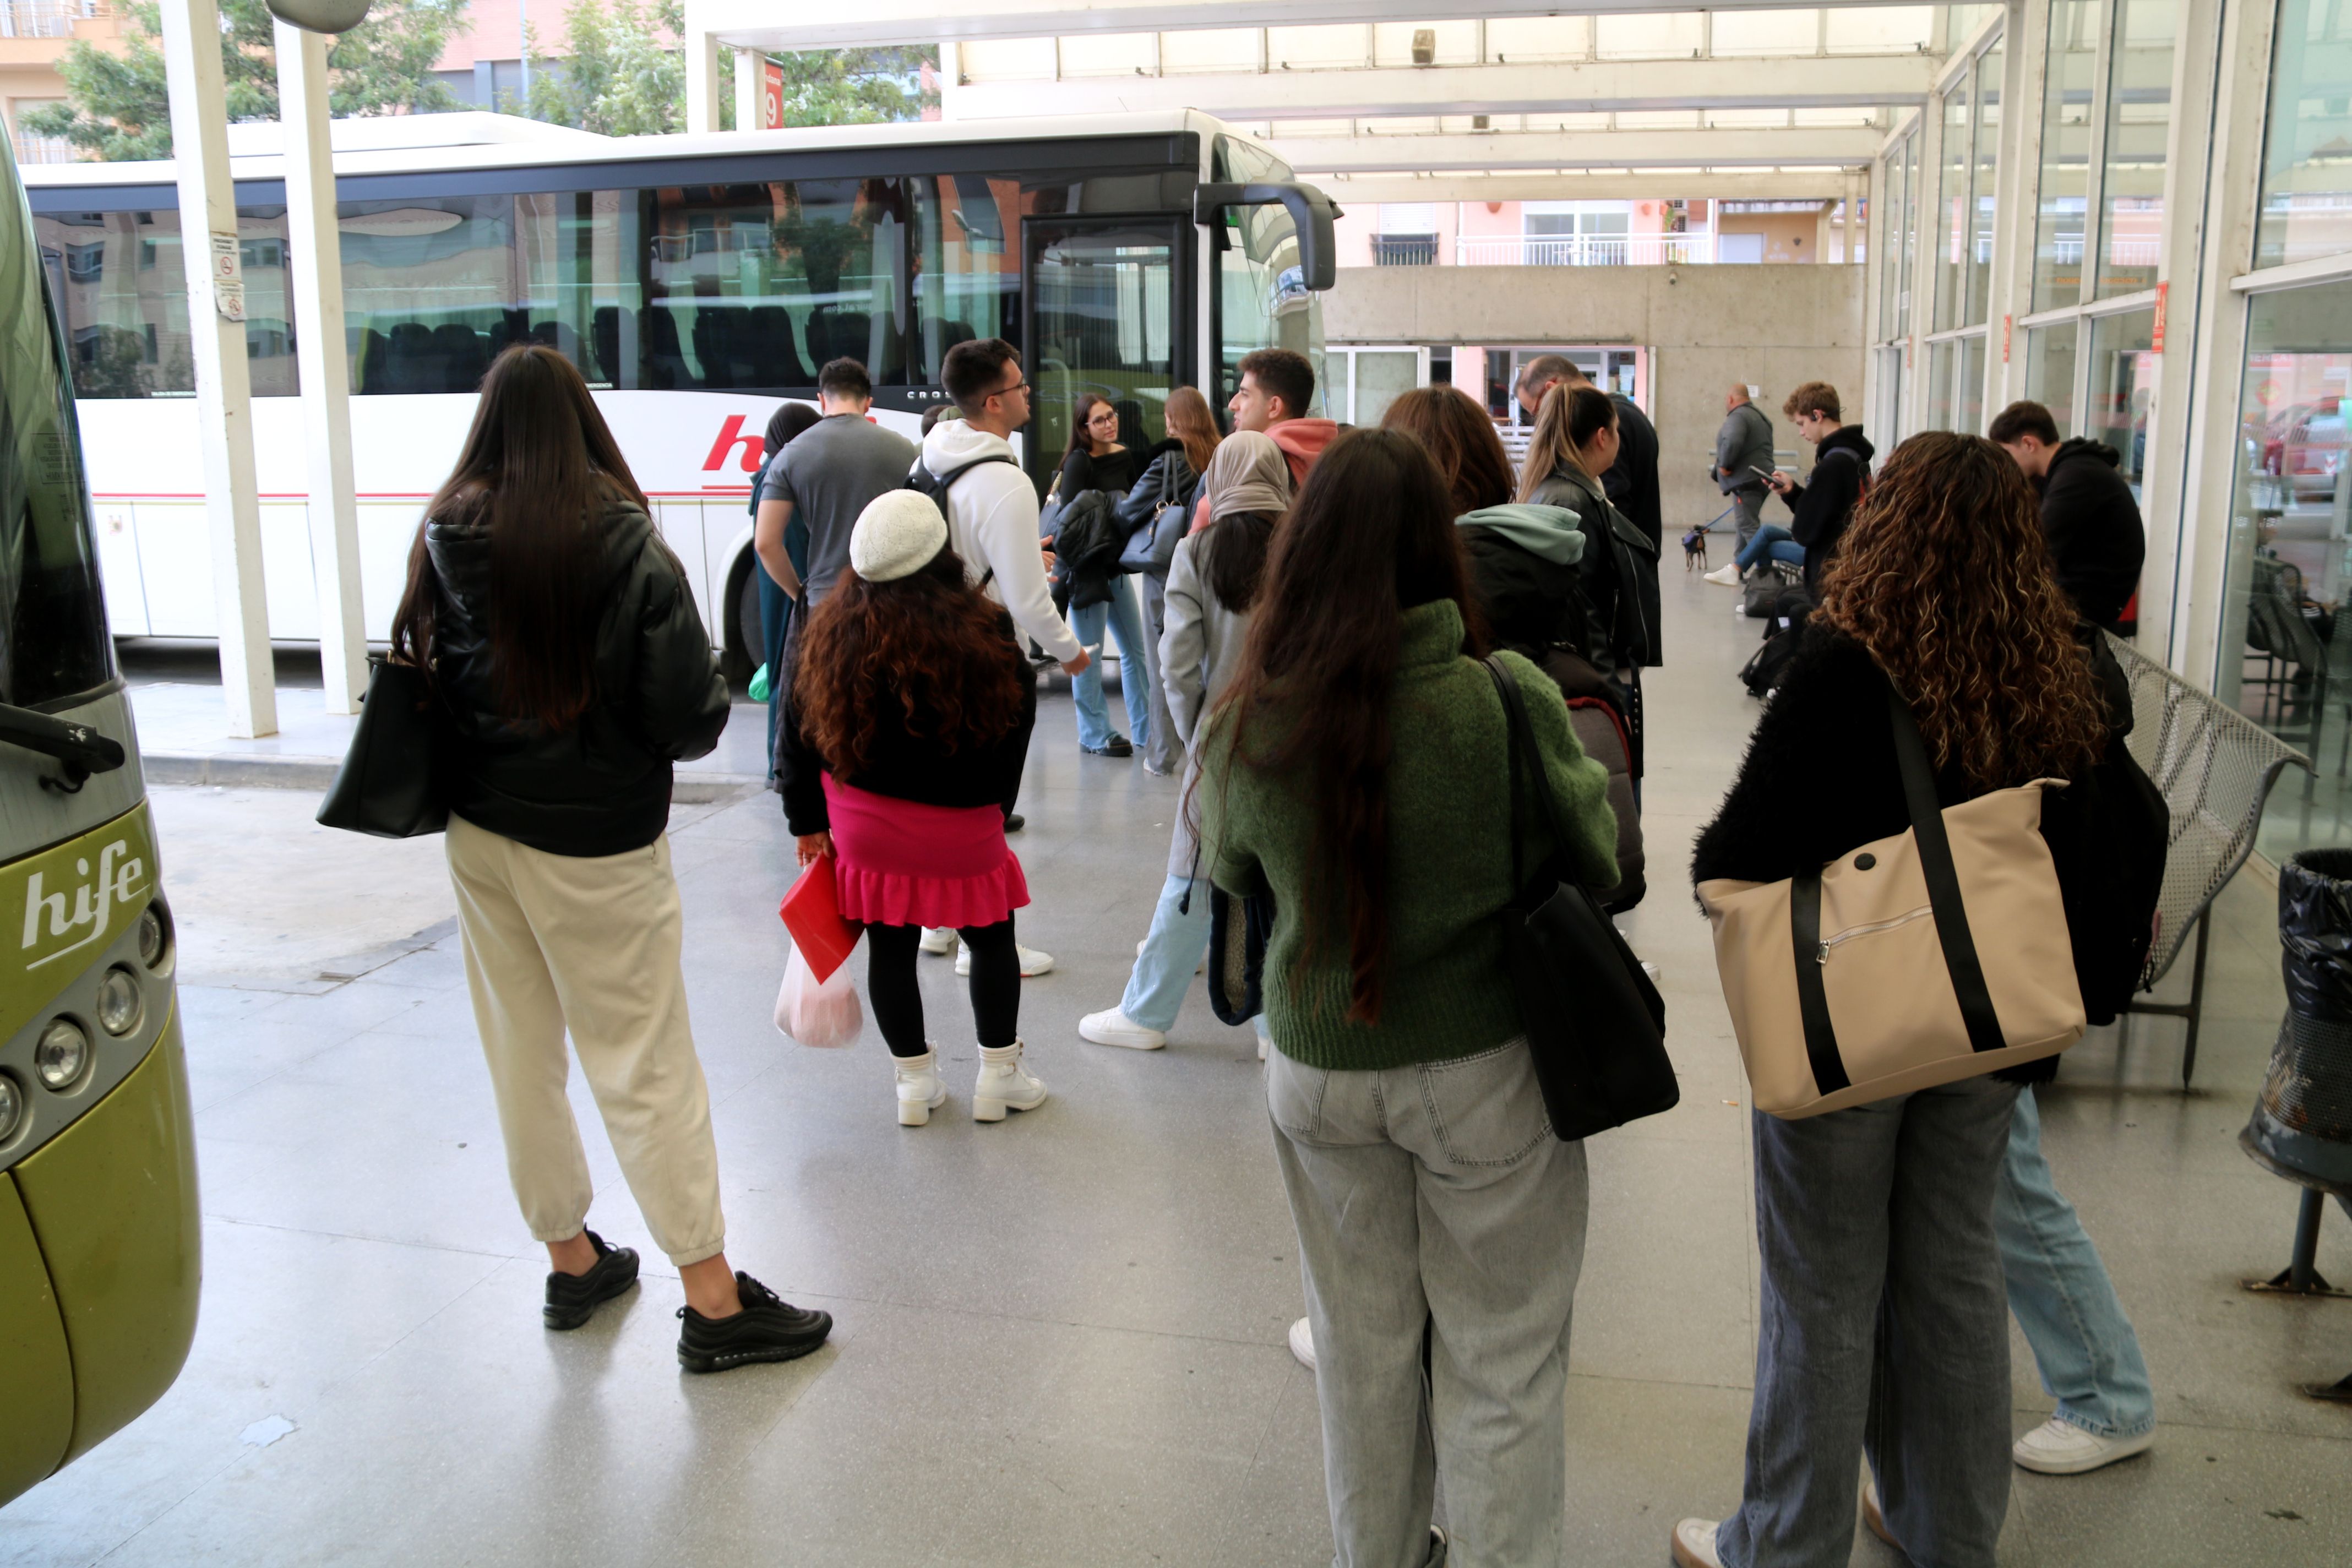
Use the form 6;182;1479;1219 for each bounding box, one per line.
780;856;862;982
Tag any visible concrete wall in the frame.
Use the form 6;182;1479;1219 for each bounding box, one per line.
1321;263;1868;529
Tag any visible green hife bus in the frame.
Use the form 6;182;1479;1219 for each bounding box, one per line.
0;132;198;1506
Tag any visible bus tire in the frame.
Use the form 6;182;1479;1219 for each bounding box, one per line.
721;552;760;689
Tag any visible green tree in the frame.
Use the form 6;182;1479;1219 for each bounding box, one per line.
21;0;469;162
518;0;933;136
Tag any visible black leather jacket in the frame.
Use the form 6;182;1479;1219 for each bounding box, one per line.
424;493;730;856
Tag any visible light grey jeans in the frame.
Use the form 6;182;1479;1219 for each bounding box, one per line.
1717;1074;2021;1568
1267;1038;1589;1568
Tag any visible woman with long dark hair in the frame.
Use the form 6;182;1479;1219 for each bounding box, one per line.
1199;428;1621;1565
781;492;1042;1125
1115;385;1221;775
1673;433;2113;1568
1079;429;1288;1053
1057;391;1152;757
395;345;831;1372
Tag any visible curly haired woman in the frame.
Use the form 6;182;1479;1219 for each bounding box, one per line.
780;491;1043;1126
1673;433;2115;1568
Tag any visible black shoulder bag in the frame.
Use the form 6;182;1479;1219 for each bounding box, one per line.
1484;655;1677;1141
317;652;450;839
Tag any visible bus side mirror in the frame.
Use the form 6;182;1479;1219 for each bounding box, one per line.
264;0;371;34
1193;182;1342;293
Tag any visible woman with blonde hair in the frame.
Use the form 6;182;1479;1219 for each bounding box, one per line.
395;344;830;1371
1674;432;2116;1568
1517;382;1658;680
1116;386;1222;774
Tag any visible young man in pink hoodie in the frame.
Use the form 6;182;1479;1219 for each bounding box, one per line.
1191;347;1337;529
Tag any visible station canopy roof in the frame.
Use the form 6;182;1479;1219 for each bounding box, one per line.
687;1;1992;198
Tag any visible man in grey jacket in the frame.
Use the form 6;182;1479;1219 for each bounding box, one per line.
1714;385;1777;547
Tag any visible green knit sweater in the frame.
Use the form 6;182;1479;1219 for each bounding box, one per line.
1200;598;1621;1071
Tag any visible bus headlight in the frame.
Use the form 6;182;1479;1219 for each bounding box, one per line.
0;1074;20;1141
97;967;143;1036
35;1019;89;1090
138;903;168;970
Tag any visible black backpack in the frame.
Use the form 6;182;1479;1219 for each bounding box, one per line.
903;452;1019;585
1739;591;1813;699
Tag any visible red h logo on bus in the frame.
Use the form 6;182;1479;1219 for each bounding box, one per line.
703;415;764;473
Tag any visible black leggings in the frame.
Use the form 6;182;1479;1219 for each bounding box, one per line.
865;920;1020;1058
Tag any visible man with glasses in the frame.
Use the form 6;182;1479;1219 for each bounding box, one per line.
911;337;1084;977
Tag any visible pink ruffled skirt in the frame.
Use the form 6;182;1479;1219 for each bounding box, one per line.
823;776;1029;930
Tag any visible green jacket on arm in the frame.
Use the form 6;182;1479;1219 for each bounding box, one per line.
1198;598;1620;1072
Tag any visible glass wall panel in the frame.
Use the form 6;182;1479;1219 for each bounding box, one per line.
1926;340;1958;432
1959;333;1989;436
2085;308;2158;499
2254;0;2352;268
2098;0;2175;298
36;206;300;398
1878;145;1907;341
1934;76;1971;333
1966;39;2002;326
2033;0;2100;312
2024;320;2079;435
1351;349;1420;427
1898;131;1921;337
2218;278;2352;861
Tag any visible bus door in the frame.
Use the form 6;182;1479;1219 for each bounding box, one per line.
1022;216;1192;497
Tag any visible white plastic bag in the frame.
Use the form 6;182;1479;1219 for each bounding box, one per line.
776;944;863;1048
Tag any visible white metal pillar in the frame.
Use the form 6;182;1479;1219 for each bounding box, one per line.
685;23;722;132
159;0;275;737
734;45;761;131
937;40;962;121
275;21;366;714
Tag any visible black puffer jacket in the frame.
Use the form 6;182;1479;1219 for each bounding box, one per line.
425;493;729;857
2039;438;2146;631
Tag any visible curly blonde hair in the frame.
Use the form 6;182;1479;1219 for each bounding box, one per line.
1815;431;2107;789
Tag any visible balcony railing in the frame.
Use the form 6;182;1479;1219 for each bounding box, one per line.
1371;235;1439;266
0;0;101;37
1455;233;1716;267
10;129;78;164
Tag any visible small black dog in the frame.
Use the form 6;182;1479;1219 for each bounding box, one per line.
1681;527;1708;571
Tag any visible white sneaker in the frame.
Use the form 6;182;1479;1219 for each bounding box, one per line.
972;1039;1048;1120
1702;563;1743;587
2011;1416;2155;1474
1080;1008;1166;1050
918;927;955;956
1641;959;1662;986
893;1048;946;1127
1287;1315;1316;1370
956;941;1054;978
1669;1518;1724;1567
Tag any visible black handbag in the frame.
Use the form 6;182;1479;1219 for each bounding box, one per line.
1119;462;1190;576
316;654;450;838
1484;655;1678;1141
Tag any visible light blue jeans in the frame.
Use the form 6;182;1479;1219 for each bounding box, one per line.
1070;576;1151;752
1735;523;1806;574
1121;873;1271;1042
1994;1085;2157;1439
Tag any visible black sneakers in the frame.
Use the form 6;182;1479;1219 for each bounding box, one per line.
676;1272;834;1374
1082;736;1134;757
543;1231;640;1330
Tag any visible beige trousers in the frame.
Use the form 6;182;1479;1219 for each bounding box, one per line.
445;814;726;1267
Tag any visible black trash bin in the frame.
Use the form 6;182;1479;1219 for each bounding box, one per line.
2245;849;2352;1200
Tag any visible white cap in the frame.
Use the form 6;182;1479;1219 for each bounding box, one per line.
848;491;948;584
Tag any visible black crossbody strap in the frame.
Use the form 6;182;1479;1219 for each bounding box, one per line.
1885;683;2007;1054
1790;870;1850;1095
1483;658;1529;890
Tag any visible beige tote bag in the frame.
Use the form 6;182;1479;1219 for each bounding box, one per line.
1698;685;2085;1118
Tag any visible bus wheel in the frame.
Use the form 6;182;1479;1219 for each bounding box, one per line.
721;553;760;689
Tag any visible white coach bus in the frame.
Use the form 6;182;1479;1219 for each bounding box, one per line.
23;110;1333;678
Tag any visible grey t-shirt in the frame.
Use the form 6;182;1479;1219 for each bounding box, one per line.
760;412;918;603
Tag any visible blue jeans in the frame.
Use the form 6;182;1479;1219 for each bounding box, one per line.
1121;874;1271;1040
1735;524;1806;574
1719;1075;2019;1568
1070;576;1151;752
1995;1085;2156;1439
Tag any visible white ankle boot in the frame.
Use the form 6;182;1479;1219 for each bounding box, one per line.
972;1040;1048;1121
894;1049;947;1126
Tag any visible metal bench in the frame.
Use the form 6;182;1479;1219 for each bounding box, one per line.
2107;633;2314;1085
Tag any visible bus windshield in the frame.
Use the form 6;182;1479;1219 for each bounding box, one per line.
1213;136;1327;418
0;145;112;710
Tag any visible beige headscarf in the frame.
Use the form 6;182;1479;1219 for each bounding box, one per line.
1201;429;1292;521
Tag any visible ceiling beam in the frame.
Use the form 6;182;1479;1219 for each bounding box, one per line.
1321;172;1856;202
1267;126;1885;173
943;54;1941;121
690;0;1936;52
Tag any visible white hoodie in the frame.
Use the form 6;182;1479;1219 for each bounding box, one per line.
920;420;1084;665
